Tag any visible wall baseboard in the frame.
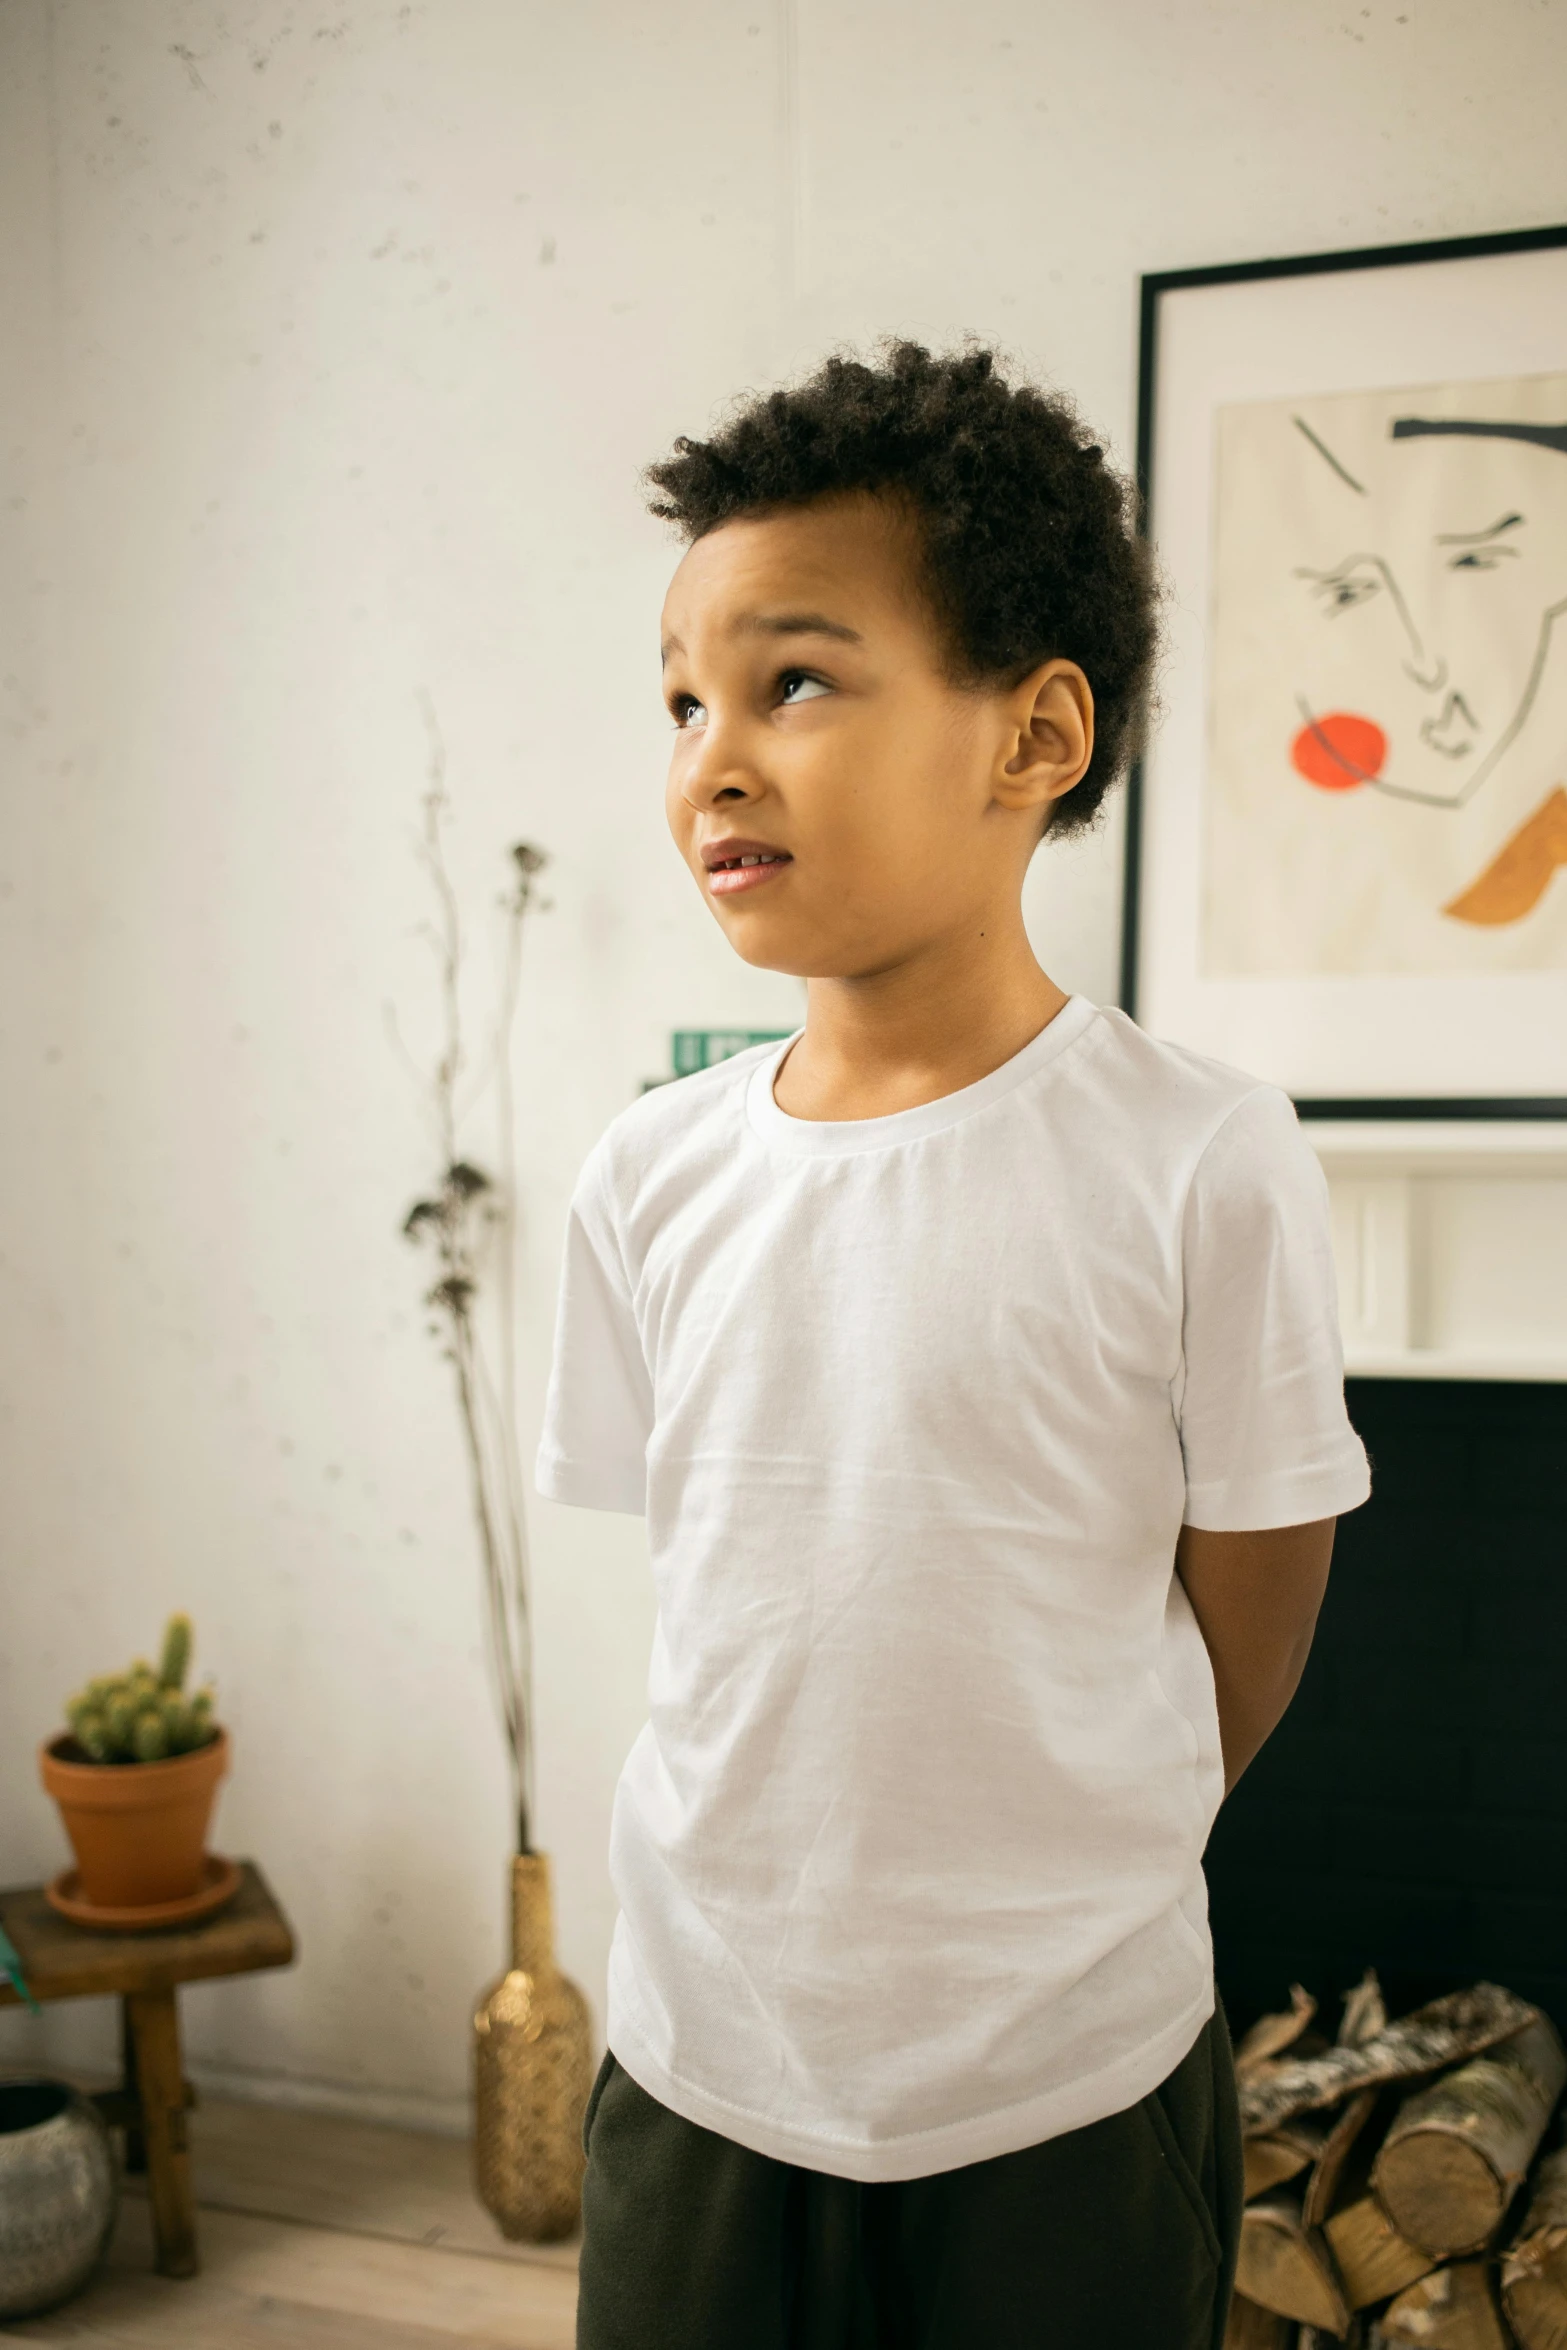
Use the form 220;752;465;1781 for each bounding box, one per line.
188;2060;474;2140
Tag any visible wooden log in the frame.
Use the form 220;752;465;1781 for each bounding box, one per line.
1373;2016;1567;2257
1243;1982;1357;2201
1238;1985;1320;2081
1303;2091;1379;2228
1236;2194;1353;2334
1288;1976;1393;2231
1240;1986;1540;2137
1380;2262;1512;2349
1339;1972;1389;2052
1326;2193;1440;2308
1294;1973;1391;2229
1248;2111;1332;2200
1223;2291;1298;2349
1500;2144;1567;2350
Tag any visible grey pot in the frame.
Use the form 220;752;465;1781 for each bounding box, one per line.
0;2079;119;2321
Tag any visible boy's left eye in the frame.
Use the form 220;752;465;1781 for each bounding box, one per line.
778;670;831;706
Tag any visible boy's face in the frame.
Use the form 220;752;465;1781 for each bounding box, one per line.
659;493;1086;980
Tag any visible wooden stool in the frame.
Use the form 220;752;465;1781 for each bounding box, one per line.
0;1861;295;2277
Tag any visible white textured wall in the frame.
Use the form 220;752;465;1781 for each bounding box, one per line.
2;0;1563;2124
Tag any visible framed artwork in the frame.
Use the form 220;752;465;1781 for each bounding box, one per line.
1121;223;1567;1115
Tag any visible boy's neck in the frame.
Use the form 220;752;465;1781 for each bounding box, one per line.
773;919;1069;1123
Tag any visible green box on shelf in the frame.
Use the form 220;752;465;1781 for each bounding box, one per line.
671;1030;793;1078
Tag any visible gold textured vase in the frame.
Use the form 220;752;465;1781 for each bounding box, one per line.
473;1851;594;2242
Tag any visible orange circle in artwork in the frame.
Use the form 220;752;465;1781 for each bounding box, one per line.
1291;712;1386;790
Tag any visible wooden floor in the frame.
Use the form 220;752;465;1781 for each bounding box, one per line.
2;2098;579;2348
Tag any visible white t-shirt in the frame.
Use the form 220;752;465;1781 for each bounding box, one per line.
536;996;1370;2182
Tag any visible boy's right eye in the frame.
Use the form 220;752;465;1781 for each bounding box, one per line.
671;694;708;728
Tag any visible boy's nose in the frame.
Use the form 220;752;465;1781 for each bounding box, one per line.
681;728;764;810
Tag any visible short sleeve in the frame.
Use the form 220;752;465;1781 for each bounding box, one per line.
1177;1088;1370;1533
535;1146;653;1515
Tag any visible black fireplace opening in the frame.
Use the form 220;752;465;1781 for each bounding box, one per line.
1207;1377;1567;2045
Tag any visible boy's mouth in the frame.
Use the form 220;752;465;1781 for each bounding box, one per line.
700;838;794;898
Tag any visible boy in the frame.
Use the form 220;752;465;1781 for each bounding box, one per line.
537;343;1370;2348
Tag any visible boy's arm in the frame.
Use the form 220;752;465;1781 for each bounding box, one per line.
1175;1518;1337;1795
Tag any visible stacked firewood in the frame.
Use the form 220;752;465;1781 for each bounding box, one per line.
1225;1976;1567;2349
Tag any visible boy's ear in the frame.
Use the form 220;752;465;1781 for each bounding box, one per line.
994;660;1095;814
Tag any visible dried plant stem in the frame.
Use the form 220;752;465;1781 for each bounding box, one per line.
450;1309;530;1845
397;690;544;1855
486;806;541;1848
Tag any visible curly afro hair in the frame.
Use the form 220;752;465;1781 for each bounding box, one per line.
644;341;1158;837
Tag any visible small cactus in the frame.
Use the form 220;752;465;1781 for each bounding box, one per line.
61;1616;219;1765
132;1710;168;1762
158;1614;192;1691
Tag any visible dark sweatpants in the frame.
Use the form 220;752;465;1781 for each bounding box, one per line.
575;2005;1243;2350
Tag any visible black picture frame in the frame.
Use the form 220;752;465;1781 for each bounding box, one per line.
1120;220;1567;1121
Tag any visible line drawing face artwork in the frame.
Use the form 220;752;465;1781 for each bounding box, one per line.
1202;370;1567;976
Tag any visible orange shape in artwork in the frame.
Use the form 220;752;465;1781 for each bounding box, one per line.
1444;786;1567;926
1290;712;1387;790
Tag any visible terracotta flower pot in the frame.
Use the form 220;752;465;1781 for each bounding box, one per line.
38;1730;229;1910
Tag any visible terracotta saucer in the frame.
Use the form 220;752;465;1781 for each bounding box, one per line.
45;1852;242;1933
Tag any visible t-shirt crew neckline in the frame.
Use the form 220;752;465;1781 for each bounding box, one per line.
747;993;1098;1158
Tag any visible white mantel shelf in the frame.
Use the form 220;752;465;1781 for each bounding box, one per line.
1334;1348;1567;1383
1303;1122;1567;1385
1303;1122;1567;1166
